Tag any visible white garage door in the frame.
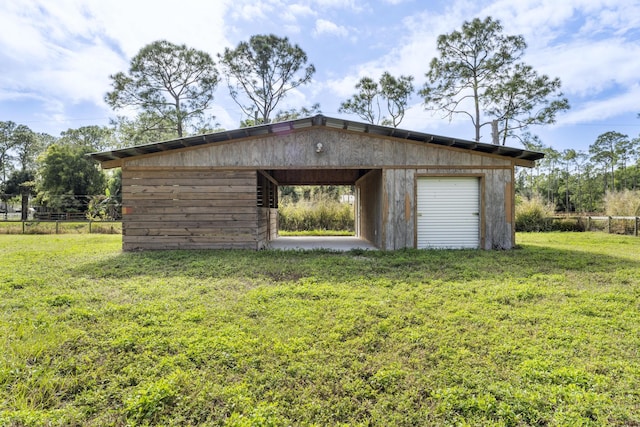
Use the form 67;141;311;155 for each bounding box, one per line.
417;177;480;249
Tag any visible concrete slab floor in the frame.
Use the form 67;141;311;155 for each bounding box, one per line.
267;236;378;251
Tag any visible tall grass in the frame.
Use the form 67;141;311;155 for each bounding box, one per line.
515;194;555;232
279;195;354;232
604;189;640;216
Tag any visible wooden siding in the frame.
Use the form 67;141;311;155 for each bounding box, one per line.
356;170;382;248
382;169;416;250
485;168;514;249
125;127;513;170
122;169;259;250
113;127;518;251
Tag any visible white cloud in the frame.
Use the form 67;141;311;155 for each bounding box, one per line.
559;83;640;126
229;3;269;22
366;2;640;111
581;3;640;37
0;2;123;106
209;104;239;130
324;75;361;99
86;0;231;56
1;0;639;146
314;19;349;37
311;0;362;10
482;0;576;44
529;39;640;98
287;4;316;19
0;3;64;62
0;0;233;131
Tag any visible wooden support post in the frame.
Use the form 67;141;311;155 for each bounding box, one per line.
22;221;25;234
635;217;639;237
89;221;92;234
607;216;611;234
56;221;59;234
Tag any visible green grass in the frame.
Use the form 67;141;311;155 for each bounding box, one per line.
0;221;122;235
1;232;639;426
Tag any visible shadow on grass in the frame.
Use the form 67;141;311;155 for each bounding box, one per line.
70;240;640;286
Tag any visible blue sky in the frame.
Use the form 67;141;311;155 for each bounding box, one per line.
1;0;639;153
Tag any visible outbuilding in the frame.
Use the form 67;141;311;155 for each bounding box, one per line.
90;115;543;251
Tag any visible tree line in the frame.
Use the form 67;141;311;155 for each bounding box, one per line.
2;17;581;217
518;130;640;215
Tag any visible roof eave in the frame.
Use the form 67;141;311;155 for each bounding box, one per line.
88;114;545;167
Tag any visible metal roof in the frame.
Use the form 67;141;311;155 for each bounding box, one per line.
89;114;545;164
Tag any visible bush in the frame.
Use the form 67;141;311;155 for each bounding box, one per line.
604;190;640;216
550;218;585;232
279;195;354;232
515;195;555;232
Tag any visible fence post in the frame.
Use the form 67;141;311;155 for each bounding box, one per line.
89;220;92;234
607;216;612;234
56;221;59;234
587;216;591;231
635;217;639;237
22;221;25;234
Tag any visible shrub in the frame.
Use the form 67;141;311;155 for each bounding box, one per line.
551;218;585;232
515;194;555;232
604;190;640;216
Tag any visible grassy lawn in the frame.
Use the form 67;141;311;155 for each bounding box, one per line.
1;233;639;426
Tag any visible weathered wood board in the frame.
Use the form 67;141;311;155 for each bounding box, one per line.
122;169;260;250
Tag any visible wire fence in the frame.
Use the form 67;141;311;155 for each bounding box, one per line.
549;216;640;236
0;220;122;235
0;194;121;222
1;195;121;234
